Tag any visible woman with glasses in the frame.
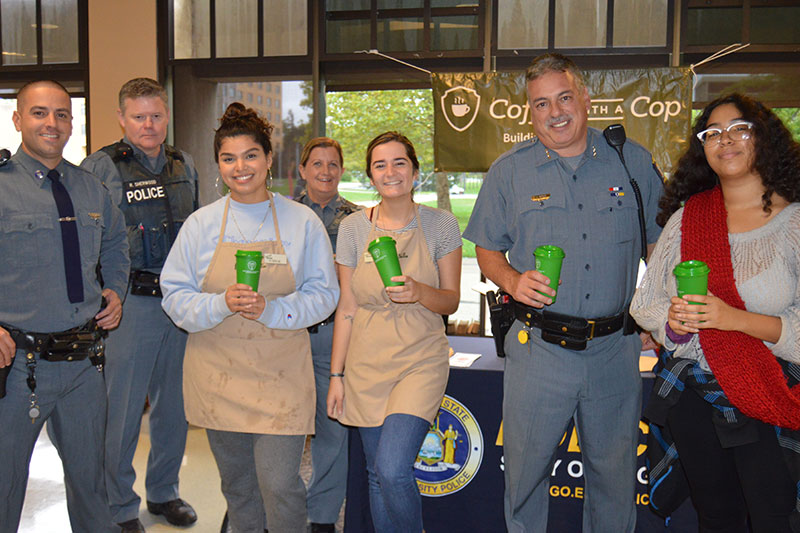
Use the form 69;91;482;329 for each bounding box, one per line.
631;93;800;532
160;103;339;533
327;132;462;533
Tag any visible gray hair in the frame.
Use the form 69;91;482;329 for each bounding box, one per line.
118;77;167;111
525;53;587;95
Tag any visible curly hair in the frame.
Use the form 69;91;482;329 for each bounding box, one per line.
657;93;800;226
213;102;274;162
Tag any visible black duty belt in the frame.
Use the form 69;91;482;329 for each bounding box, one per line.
308;312;335;334
130;270;162;297
512;300;634;351
1;318;106;419
5;320;107;362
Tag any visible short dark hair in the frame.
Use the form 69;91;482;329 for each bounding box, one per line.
16;80;70;109
657;92;800;226
118;78;167;111
300;137;343;167
365;131;419;179
525;53;586;95
214;102;274;162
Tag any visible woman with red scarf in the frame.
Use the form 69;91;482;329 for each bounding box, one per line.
631;93;800;533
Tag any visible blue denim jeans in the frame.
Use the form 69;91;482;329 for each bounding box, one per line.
359;413;430;533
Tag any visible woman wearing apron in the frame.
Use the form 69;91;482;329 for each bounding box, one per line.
327;132;462;533
160;103;339;533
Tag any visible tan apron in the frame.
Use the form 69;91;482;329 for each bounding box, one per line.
341;205;450;427
183;195;314;435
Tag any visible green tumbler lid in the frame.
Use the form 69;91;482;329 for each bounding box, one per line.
368;236;395;248
534;245;565;259
673;260;710;277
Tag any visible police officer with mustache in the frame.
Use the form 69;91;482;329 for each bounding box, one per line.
81;78;198;533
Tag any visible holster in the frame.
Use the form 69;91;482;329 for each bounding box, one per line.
130;270;162;297
487;291;514;357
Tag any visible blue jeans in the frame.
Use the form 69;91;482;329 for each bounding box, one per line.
359;413;430;533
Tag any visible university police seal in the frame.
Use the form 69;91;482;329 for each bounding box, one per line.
414;394;483;497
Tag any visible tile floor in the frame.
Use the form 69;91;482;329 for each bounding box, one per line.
20;416;339;532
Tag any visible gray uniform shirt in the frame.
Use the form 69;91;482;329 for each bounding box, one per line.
0;148;129;333
295;192;361;254
464;127;663;336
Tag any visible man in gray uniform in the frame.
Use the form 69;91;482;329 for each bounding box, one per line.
0;80;129;533
81;78;198;533
464;54;663;532
295;137;360;533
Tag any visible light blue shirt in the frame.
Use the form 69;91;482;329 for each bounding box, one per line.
160;193;339;332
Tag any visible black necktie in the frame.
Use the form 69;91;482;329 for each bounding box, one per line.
48;169;84;303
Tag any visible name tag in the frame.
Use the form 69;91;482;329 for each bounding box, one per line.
363;252;374;263
124;179;165;204
263;253;287;265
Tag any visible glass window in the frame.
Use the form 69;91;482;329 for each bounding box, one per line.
555;0;607;48
613;0;667;47
174;0;210;59
377;0;422;7
267;97;272;106
431;15;479;50
267;84;272;92
216;0;258;57
377;17;424;52
258;95;263;104
1;97;87;164
498;0;547;49
432;0;477;6
248;93;253;102
686;7;742;47
264;0;308;56
2;1;37;65
326;18;371;53
267;111;272;120
751;7;800;44
41;0;79;63
327;0;369;10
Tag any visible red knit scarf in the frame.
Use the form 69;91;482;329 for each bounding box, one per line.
682;186;800;429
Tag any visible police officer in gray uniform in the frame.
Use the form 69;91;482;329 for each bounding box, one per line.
295;137;360;533
464;54;663;532
81;78;198;533
0;80;129;533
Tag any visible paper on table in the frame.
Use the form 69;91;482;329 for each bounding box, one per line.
449;352;483;367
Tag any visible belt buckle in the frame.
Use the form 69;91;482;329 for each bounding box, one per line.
587;320;596;340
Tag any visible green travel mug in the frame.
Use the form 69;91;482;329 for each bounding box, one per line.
673;260;710;305
368;236;404;287
534;245;565;303
235;250;263;291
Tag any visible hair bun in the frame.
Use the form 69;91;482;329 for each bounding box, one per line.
221;102;259;125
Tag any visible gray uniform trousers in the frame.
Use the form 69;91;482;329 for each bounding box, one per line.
0;350;115;533
104;292;188;523
306;321;349;524
502;320;641;533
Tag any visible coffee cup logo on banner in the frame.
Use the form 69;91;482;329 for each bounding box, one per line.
441;86;481;132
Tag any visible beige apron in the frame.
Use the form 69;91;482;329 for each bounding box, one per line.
183;195;314;435
341;205;450;427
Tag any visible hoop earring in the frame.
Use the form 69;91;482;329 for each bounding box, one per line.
215;175;224;197
267;169;273;190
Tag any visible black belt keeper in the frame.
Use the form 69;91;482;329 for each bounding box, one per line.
512;300;635;351
130;270;162;297
308;312;336;334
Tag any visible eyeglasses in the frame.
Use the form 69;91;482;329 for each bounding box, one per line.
696;121;754;146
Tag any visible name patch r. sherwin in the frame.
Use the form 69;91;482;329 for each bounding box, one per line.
124;179;165;204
